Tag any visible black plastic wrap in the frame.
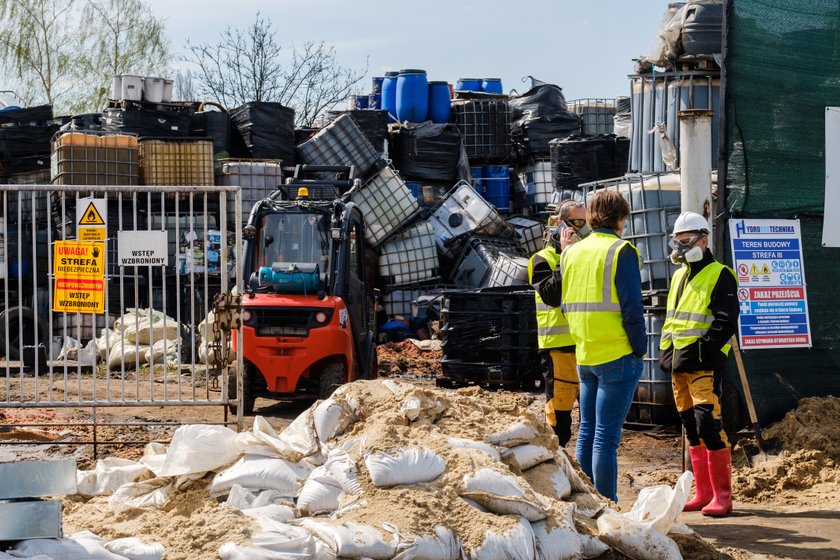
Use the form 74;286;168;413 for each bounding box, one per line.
190;111;230;157
101;107;190;137
0;104;53;126
327;110;388;153
390;123;462;183
61;113;103;131
550;134;630;189
230;102;295;163
510;84;581;157
0;125;56;164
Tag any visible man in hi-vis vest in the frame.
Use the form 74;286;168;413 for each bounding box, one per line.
660;211;739;517
528;200;587;446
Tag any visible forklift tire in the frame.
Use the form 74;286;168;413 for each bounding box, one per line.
0;306;48;361
227;366;255;415
319;362;346;400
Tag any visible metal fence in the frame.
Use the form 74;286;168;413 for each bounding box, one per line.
0;184;243;453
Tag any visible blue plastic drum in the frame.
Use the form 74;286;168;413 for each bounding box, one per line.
351;95;369;110
368;93;381;109
482;78;503;94
372;76;385;94
396;69;428;122
382;71;399;122
406;182;422;201
470;166;484;191
481;165;511;212
456;78;482;91
428;81;451;123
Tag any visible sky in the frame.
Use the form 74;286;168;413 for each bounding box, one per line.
147;0;669;101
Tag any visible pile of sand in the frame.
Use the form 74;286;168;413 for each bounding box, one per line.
733;396;840;504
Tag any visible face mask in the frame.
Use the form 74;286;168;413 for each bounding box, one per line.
669;236;704;264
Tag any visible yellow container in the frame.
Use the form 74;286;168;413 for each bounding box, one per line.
51;132;139;185
139;138;214;186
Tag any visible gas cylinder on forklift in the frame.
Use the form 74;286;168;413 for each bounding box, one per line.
227;166;378;414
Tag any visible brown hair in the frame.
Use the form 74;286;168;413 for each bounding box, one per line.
587;190;630;230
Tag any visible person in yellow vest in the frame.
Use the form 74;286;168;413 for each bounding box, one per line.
660;211;739;517
528;200;587;446
540;191;646;502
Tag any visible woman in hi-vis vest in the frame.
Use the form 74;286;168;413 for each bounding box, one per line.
540;190;646;502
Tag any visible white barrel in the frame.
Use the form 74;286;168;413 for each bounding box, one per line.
111;76;123;100
144;77;164;103
121;75;143;101
162;79;174;102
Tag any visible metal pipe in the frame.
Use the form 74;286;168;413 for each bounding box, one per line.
679;109;715;249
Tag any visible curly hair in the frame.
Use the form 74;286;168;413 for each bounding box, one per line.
587;190;629;230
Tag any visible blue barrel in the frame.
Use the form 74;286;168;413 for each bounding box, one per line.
396;69;428;122
372;76;385;94
368;93;382;109
382;71;399;122
470;166;484;191
482;165;511;212
428;81;451;123
350;95;368;110
406;182;422;201
456;78;482;91
482;78;503;94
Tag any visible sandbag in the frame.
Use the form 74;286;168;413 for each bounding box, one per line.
624;471;693;535
322;449;363;495
447;437;501;461
103;537;165;560
392;526;461;560
107;342;149;369
468;517;536;560
158;424;242;477
11;531;126;560
209;454;307;498
597;511;682;560
76;457;151;497
401;392;448;423
295;518;398;559
578;534;609;559
503;445;553;471
313;398;357;443
108;474;200;513
296;466;343;515
485;422;540;447
143;338;180;365
226;484;294;510
461;468;549;522
365;448;446;487
531;519;582;560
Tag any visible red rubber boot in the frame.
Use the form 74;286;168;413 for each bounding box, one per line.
702;447;733;516
684;445;713;511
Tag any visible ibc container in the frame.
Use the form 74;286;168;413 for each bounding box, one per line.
486;253;530;288
583;173;682;292
629;71;720;174
51;131;139;185
350;165;419;247
568;98;617;135
378;221;439;285
383;281;442;318
297;114;380;178
507;216;543;255
451;236;524;288
450;98;511;160
217;159;283;226
518;160;553;207
429;182;512;258
139;138;214;186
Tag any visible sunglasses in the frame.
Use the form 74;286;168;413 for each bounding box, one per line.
668;234;703;250
566;219;587;229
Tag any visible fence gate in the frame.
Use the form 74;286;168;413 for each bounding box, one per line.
0;184;244;457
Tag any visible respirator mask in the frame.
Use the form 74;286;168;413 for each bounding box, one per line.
669;234;705;264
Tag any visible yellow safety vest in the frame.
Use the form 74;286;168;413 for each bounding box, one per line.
661;261;737;356
561;231;639;366
528;247;574;349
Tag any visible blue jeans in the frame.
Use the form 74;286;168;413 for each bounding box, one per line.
575;354;643;502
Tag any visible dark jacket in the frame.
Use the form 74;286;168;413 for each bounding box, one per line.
530;250;575;353
537;228;647;358
659;249;739;374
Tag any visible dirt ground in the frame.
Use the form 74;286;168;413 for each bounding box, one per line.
1;342;839;559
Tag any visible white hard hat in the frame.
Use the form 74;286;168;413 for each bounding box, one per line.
672;212;710;236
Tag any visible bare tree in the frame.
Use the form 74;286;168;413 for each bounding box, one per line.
174;69;197;102
0;0;84;107
187;13;367;126
77;0;169;112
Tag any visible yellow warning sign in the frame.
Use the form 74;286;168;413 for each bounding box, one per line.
761;263;771;275
53;241;105;314
78;227;107;242
79;202;106;225
750;263;760;275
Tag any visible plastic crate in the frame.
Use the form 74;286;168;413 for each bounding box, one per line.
378;221;439;285
441;286;535;315
439;357;542;389
51;131;139;185
139;137;214;186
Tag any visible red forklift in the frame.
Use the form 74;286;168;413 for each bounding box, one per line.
230;166;377;413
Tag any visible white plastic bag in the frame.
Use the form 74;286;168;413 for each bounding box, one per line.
393;526;461;560
365;448;446;487
625;471;692;535
597;512;682;560
461;468;549;522
273;407;321;461
295;518;398;559
209;454;307;498
76;457;151;497
503;445;553;471
469;517;536;560
485;422;539;447
103;537;165;560
157;424;242;477
447;437;501;460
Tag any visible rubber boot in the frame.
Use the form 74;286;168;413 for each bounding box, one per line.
702;448;733;516
684;445;713;511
